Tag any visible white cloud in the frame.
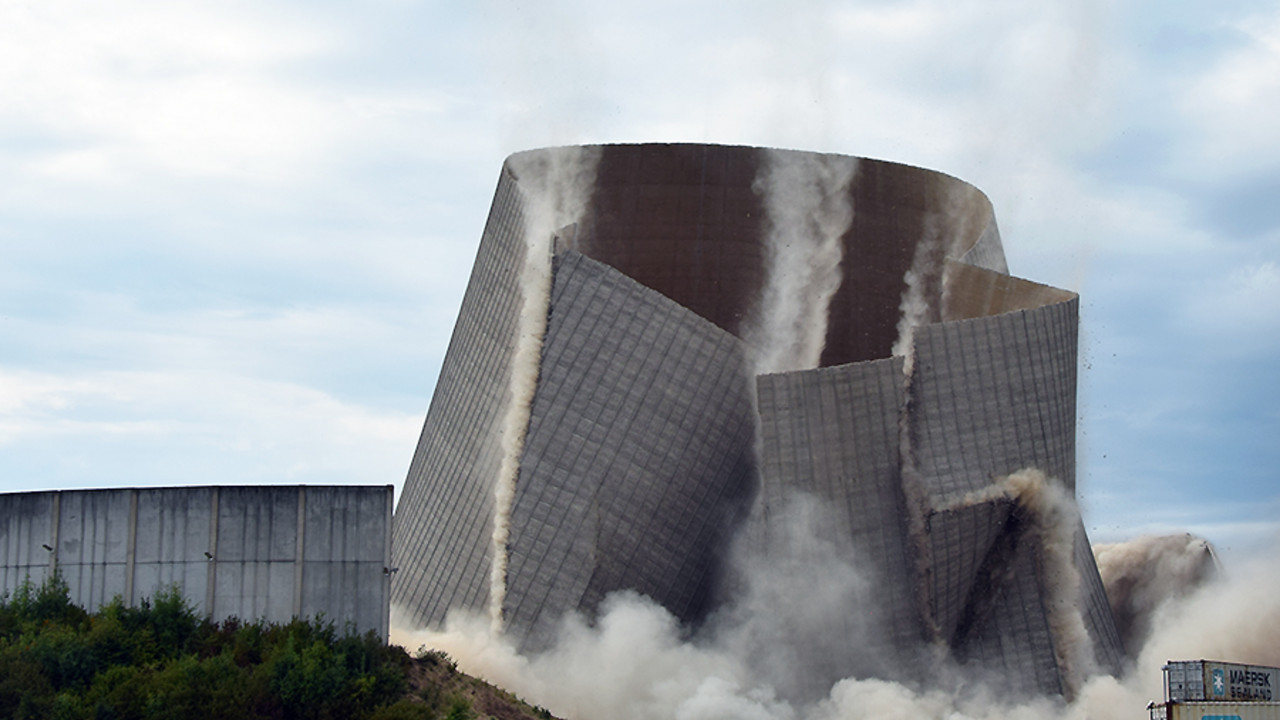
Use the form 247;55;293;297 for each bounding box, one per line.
1183;261;1280;346
7;289;436;391
0;1;338;186
1178;9;1280;176
0;367;421;494
0;371;123;415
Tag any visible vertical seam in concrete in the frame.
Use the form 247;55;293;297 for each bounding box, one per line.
125;489;138;605
383;484;393;641
49;492;60;574
294;486;306;618
206;488;219;616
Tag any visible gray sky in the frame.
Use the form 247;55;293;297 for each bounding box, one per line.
2;0;1277;558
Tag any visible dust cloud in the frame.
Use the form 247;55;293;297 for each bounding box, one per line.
394;508;1280;720
707;493;884;704
1094;534;1219;654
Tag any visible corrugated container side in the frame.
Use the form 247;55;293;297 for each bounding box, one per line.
1203;663;1280;703
1162;701;1280;720
1168;661;1209;702
1166;662;1280;703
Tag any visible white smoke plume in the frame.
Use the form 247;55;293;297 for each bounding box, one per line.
487;146;601;632
746;150;858;374
1093;534;1220;653
892;265;931;377
891;186;979;375
890;211;945;377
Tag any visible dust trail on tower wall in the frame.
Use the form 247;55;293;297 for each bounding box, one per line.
733;152;868;699
892;184;985;647
745;150;857;374
891;186;975;375
488;146;600;632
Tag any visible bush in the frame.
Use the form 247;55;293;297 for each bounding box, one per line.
0;574;411;720
3;572;86;628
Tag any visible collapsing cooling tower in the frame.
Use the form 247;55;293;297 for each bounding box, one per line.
391;144;1125;698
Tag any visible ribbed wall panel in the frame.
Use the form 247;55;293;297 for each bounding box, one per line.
1075;519;1128;673
906;296;1124;695
503;251;757;650
755;358;922;653
56;489;131;610
959;219;1009;274
300;486;390;634
130;487;213;610
927;499;1014;643
909;299;1079;500
751;357;928;695
0;493;55;589
955;535;1065;698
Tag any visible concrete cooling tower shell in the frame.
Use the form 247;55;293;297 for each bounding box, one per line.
391;143;1124;698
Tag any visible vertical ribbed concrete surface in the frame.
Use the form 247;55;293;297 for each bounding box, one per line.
504;251;756;650
954;536;1066;696
909;300;1079;500
391;168;529;627
755;359;921;654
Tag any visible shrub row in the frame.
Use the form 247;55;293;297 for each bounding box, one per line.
0;573;423;720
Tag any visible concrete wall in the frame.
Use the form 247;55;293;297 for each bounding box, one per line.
0;485;392;638
953;526;1066;696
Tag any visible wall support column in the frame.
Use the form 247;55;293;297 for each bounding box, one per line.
383;485;394;640
293;487;306;618
48;492;61;574
205;488;219;616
